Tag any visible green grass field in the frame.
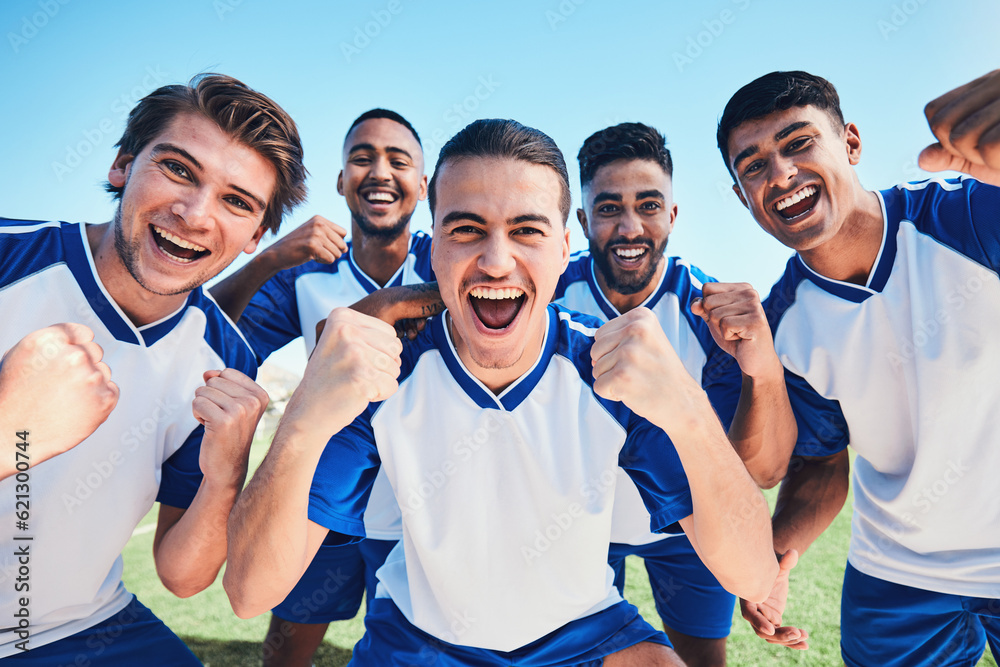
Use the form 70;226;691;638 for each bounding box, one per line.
122;438;998;666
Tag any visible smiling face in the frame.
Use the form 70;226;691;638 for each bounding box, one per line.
579;159;677;306
727;105;863;253
107;112;276;297
431;157;570;389
338;118;427;240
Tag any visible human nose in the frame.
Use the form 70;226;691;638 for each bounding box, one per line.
617;209;643;238
766;153;798;187
171;187;215;230
369;155;392;181
477;231;516;277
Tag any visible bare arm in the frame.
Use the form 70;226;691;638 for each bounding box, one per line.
151;369;268;597
693;282;797;488
738;449;850;649
210;216;348;321
592;308;778;603
224;308;402;618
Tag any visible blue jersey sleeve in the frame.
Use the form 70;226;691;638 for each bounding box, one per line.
307;410;382;544
700;344;742;430
618;413;694;533
238;269;303;364
968;178;1000;272
785;370;850;458
156;426;204;509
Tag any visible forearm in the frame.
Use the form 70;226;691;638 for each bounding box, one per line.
665;394;778;602
728;369;798;489
154;478;241;598
772;452;851;556
223;408;334;617
210;251;284;322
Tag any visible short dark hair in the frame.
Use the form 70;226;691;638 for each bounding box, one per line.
717;70;846;178
106;73;307;235
347;108;422;146
428;119;571;223
577;122;673;188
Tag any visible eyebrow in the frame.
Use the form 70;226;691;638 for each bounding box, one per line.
347;142;414;160
439;211;552;228
151;142;267;211
732;121;815;172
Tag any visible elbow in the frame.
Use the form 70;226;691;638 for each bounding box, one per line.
754;463;789;490
223;568;268;619
728;559;780;604
157;570;211;600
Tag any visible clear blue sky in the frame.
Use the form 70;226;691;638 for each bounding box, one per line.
2;0;997;372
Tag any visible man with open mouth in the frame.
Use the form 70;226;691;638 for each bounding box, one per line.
211;108;436;667
554;122;798;666
720;70;1000;666
0;74;307;664
227;118;780;666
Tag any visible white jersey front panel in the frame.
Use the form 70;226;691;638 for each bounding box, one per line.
240;232;434;539
769;178;1000;597
555;255;740;546
307;306;694;651
0;220;255;656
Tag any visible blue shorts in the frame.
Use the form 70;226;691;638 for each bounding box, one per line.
608;536;735;639
272;537;397;624
349;597;670;666
4;596;199;665
841;562;1000;667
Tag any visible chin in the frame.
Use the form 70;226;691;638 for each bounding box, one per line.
466;343;524;371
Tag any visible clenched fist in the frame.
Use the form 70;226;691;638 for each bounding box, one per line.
591;307;707;434
0;323;119;479
194;369;269;489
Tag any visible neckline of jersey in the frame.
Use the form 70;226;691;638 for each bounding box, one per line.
71;223;191;346
793;189;897;303
432;305;559;411
346;233;415;294
585;255;676;320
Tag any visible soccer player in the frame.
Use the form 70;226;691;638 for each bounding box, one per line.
211;108;435;667
718;70;1000;665
0;74;306;664
226;118;780;666
554;122;798;666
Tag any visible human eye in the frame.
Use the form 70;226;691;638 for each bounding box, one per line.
787;136;812;152
639;201;661;212
742;160;764;177
224;195;253;212
513;226;543;237
162;159;191;179
597;204;620;215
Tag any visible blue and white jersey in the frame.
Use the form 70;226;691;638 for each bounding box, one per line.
554;254;741;546
764;177;1000;597
0;219;256;657
239;230;434;540
239;231;434;361
307;305;694;651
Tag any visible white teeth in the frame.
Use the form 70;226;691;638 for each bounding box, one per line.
775;185;817;211
365;191;395;202
469;286;525;300
615;248;646;259
152;225;207;253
